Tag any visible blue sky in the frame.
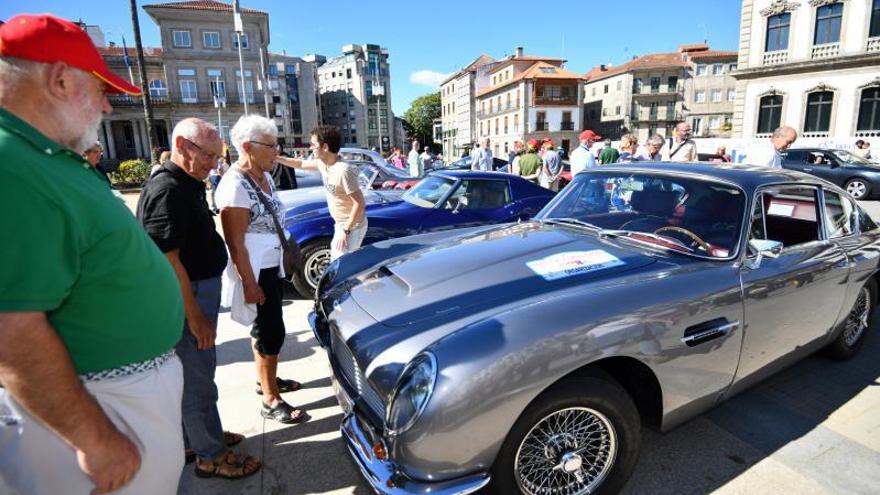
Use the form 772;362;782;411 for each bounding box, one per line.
2;0;742;115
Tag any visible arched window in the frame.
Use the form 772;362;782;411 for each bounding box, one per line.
804;91;833;133
857;86;880;132
757;94;783;134
148;79;167;98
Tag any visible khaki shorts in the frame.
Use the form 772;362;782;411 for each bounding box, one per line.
0;355;185;495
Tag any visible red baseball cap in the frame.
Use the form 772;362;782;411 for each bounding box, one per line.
527;139;539;148
0;14;142;96
579;130;602;141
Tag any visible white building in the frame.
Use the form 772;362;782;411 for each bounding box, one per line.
314;44;394;151
439;54;496;159
475;48;584;158
734;0;880;140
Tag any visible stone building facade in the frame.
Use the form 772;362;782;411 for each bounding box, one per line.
733;0;880;139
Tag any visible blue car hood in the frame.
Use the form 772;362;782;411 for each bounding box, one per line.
349;222;657;327
281;188;404;220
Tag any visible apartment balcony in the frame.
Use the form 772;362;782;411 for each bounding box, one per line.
560;121;575;131
533;122;549;131
107;94;170;106
811;42;840;60
167;92;266;105
867;36;880;53
631;111;684;124
632;85;684;98
533;96;578;106
762;50;788;65
476;102;521;119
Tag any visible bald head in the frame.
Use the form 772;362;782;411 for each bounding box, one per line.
170;118;222;181
771;126;798;152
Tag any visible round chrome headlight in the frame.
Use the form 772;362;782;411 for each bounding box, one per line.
386;353;437;435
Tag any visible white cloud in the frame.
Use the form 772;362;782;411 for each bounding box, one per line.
409;70;450;88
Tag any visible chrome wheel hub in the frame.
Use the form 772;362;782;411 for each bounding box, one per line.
305;248;332;289
514;407;617;495
847;181;867;198
844;286;870;347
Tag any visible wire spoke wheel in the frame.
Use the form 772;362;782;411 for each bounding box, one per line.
514;407;617;495
844;286;870;347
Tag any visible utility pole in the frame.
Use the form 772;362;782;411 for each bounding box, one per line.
130;0;157;163
233;0;248;114
259;44;270;118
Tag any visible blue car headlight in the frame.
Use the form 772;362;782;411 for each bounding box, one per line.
386;353;437;435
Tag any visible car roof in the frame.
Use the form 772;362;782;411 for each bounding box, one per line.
592;161;833;194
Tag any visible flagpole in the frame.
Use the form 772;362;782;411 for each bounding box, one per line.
121;36;135;86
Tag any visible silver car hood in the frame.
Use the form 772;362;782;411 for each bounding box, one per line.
349;222;658;327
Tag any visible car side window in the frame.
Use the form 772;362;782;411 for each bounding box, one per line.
749;186;821;248
444;180;510;210
823;190;856;238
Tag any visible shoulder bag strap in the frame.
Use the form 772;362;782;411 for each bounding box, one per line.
240;172;298;259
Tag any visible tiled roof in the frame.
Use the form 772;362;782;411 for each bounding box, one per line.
477;61;582;97
463;54;495;73
688;50;738;60
98;46;163;57
584;53;690;83
142;1;265;14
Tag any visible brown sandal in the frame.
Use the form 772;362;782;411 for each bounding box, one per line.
185;431;246;463
194;450;262;480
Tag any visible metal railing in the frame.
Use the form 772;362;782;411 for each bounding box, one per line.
533;122;549;131
868;36;880;52
632;84;684;97
113;91;267;105
560;121;575;131
476;102;521;119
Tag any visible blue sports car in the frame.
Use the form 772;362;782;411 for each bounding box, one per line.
283;170;556;297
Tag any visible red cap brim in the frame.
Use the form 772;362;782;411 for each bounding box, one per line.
92;69;142;96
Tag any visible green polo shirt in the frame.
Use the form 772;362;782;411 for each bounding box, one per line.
519;152;542;179
0;108;183;374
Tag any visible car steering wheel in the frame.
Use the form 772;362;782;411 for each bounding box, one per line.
654;226;710;252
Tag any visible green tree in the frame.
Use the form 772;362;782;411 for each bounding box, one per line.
403;92;440;149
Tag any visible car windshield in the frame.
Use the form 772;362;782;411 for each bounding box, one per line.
402;175;456;207
833;149;874;165
536;172;746;258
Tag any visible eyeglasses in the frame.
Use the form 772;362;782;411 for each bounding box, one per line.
184;138;221;162
249;140;279;150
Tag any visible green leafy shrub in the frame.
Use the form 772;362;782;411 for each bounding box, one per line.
111;159;151;187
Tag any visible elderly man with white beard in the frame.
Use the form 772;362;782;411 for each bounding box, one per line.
0;14;187;495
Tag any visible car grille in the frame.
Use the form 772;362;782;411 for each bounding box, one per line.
331;330;386;419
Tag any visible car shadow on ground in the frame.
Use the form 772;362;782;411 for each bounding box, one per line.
616;311;880;494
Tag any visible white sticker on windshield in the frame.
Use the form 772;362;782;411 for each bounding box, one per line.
767;202;795;217
527;250;625;281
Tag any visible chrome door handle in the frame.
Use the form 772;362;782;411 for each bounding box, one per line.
803;168;813;172
681;320;739;347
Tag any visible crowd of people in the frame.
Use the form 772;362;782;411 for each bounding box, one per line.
0;14;374;495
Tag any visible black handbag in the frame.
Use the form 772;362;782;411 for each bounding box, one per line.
240;171;302;277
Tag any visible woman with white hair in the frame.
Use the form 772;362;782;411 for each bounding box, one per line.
215;115;307;425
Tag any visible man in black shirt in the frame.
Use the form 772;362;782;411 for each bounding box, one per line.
137;118;261;479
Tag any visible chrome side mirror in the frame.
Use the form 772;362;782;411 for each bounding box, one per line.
745;239;783;269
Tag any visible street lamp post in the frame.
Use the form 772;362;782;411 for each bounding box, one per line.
213;75;227;142
233;0;248;114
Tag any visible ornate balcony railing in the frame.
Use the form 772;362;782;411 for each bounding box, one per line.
762;50;788;65
811;42;840;60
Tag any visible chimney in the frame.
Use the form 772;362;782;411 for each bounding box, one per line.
600;64;607;71
515;46;523;58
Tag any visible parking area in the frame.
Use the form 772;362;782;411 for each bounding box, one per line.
117;193;880;494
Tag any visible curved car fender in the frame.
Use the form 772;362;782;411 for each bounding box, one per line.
389;284;669;481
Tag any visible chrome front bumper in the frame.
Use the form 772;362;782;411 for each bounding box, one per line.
332;375;490;495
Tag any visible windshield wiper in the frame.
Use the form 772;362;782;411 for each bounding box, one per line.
601;229;694;253
543;218;605;233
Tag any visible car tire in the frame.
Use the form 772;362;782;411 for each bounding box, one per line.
291;239;332;299
826;279;876;360
844;178;870;200
490;372;641;495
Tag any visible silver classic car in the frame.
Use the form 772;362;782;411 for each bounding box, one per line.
309;163;879;494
